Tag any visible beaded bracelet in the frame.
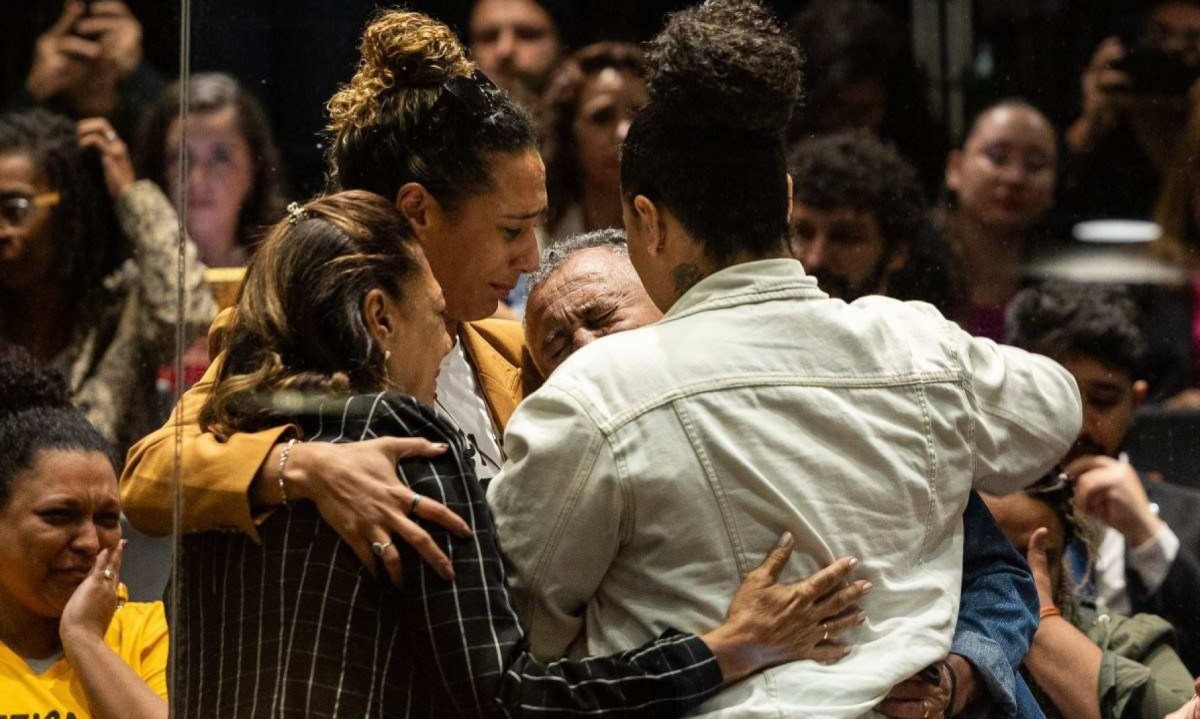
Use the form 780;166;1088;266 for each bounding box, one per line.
277;438;298;505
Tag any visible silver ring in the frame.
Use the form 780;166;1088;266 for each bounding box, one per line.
371;540;393;557
410;494;423;515
105;131;117;142
103;567;115;580
821;622;829;642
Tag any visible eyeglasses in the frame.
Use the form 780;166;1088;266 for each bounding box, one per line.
0;192;61;228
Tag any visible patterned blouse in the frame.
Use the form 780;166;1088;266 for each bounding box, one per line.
54;180;215;455
173;393;723;718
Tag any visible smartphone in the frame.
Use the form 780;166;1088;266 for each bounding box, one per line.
1111;46;1200;96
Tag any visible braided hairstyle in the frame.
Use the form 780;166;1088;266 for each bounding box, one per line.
325;9;537;212
0;109;126;305
0;344;114;508
620;0;803;264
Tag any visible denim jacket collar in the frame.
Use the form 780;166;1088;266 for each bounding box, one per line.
661;258;827;324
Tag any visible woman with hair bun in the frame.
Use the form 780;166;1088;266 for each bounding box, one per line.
0;346;168;719
487;1;1082;716
122;9;544;546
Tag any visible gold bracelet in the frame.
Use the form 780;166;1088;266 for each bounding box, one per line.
277;438;298;505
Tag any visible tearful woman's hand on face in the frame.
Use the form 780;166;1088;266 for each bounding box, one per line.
700;533;870;684
59;540;125;649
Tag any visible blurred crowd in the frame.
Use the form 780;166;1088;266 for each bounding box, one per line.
4;1;1200;719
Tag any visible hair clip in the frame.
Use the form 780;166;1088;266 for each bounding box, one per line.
286;202;308;225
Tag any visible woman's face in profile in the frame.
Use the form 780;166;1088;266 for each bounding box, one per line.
0;449;121;619
572;68;647;191
376;261;453;407
420;149;546;323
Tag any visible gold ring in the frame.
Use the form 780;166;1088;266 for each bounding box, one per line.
102;567;115;580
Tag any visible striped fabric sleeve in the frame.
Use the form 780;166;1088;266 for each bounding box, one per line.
382;397;724;718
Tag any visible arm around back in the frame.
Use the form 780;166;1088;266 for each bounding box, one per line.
120;309;288;539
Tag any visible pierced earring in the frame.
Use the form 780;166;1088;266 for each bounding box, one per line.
384;350;392;385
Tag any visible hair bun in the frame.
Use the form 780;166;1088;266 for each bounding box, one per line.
0;345;72;421
328;10;474;133
644;0;802;133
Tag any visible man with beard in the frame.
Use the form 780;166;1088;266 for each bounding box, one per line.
787;131;960;312
467;0;564;113
1007;282;1200;674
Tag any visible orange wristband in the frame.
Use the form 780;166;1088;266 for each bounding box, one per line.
1040;605;1062;619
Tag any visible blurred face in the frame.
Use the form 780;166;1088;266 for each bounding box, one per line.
0;153;58;292
165;108;255;260
1058;352;1146;464
422;150;546;323
470;0;561;98
788;204;904;301
0;450;120;620
524;246;663;376
573;68;647;191
1147;2;1200;65
816;76;888;133
982;491;1065;589
946;105;1057;234
375;260;453;407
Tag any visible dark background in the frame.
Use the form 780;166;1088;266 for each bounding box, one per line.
0;0;1149;195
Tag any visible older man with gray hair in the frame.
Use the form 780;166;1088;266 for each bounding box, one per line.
523;230;662;378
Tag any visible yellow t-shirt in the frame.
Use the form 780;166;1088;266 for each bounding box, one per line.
0;600;169;718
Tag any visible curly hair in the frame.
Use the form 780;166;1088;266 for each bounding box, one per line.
324;8;537;211
0;344;113;507
200;191;426;439
787;130;961;310
542;42;646;231
1022;482;1102;612
621;0;803;263
788;131;926;252
1005;281;1147;380
136;72;287;249
0;109;126;310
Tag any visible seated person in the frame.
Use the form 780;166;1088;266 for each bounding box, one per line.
1007;282;1200;674
0;108;214;455
11;1;164;142
786;130;959;312
174;189;867;718
983;480;1194;719
0;346;168;719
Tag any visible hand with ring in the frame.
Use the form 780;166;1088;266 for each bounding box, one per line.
699;533;869;684
59;539;126;648
276;437;472;587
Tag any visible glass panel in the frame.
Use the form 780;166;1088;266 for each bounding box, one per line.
1;0;189;712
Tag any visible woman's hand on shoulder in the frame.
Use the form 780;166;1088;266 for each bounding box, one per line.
77;117;135;199
281;437;472;586
60;540;125;652
700;533;869;684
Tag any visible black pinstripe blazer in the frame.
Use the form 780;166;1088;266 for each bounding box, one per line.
172;392;722;718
